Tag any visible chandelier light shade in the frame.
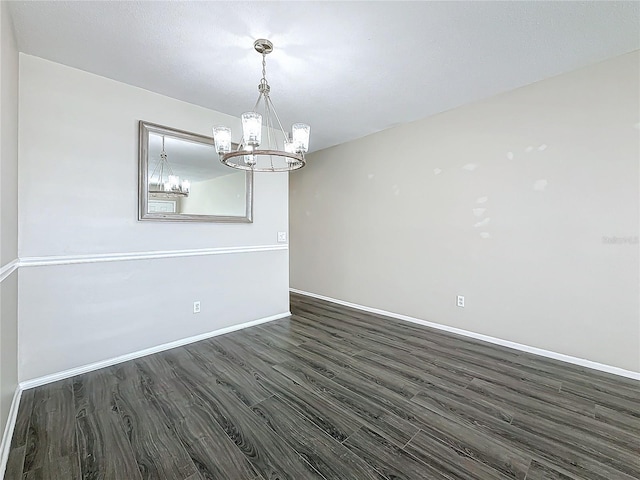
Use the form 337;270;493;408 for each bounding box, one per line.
149;136;190;197
213;39;310;172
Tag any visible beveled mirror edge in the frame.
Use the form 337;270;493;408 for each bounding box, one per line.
138;120;254;223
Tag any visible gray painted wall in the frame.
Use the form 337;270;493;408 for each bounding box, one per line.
0;0;19;438
18;56;290;381
290;52;640;372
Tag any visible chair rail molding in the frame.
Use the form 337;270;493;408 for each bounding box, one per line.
0;259;19;283
17;244;288;268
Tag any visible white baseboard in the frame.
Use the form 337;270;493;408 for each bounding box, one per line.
19;311;291;390
0;387;22;480
290;288;640;381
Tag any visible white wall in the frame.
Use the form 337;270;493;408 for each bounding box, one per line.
18;55;290;381
290;52;640;373
0;0;19;439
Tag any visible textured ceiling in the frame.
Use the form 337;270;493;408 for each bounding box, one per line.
8;1;640;152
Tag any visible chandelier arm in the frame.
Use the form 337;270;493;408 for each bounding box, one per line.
266;97;276;170
164;158;176;177
149;157;162;182
149;136;165;182
160;137;175;182
266;95;290;141
264;94;275;167
252;91;263;113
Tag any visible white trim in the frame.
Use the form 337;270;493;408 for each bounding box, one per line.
0;388;22;480
0;259;18;283
19;311;291;390
19;244;288;268
290;288;640;381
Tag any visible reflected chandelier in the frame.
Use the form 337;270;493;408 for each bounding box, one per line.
213;39;310;172
149;136;190;197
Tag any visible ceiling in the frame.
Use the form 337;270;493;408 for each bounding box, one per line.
8;1;640;153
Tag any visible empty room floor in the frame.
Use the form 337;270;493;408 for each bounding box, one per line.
5;293;639;479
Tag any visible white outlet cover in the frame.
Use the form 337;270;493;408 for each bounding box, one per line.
193;301;201;313
456;296;465;308
277;231;287;243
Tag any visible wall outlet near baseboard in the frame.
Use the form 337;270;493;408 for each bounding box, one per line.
193;301;201;314
456;295;465;308
277;231;287;243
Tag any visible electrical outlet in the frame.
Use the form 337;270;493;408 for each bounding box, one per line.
193;301;201;314
456;295;465;308
277;231;287;243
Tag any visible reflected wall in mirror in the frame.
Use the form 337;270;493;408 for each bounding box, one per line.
138;121;253;222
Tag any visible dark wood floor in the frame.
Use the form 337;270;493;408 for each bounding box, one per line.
5;293;640;479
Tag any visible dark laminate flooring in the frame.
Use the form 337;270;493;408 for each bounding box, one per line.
5;293;640;479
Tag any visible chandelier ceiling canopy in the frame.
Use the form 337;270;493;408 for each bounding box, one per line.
213;39;310;173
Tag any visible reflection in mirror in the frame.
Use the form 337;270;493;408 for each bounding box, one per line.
138;121;253;222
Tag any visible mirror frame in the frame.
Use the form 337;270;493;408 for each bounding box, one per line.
138;121;253;223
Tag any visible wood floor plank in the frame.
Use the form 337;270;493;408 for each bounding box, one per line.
268;319;363;354
509;410;640;477
524;459;581;480
76;408;142;480
160;349;327;479
228;327;301;365
111;362;199;480
115;395;199;480
462;370;597;418
136;352;263;479
343;426;452;480
410;377;634;480
404;430;514;480
5;445;26;479
11;389;34;449
273;361;420;447
517;350;640;389
254;323;306;347
468;378;639;452
72;365;122;418
409;347;563;395
21;454;80;480
407;339;563;391
188;334;366;443
403;402;533;479
252;395;385;479
594;403;640;433
558;380;640;418
411;382;515;425
184;341;274;407
222;330;299;366
308;345;420;399
23;380;77;474
258;369;364;442
352;348;474;390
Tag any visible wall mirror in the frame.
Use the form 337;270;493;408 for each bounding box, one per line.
138;121;253;223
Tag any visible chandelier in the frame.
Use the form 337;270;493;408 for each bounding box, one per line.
149;136;190;197
213;39;310;172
